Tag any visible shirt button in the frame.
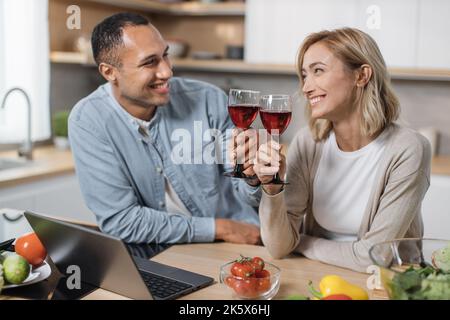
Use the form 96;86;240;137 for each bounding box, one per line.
156;167;163;174
159;201;165;208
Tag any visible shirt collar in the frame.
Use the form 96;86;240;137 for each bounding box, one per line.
104;83;161;137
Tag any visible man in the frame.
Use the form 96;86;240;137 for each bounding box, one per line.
69;13;261;244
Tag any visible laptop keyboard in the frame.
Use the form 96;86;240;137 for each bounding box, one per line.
139;271;193;299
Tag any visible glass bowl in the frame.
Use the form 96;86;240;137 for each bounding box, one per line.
369;238;450;300
219;261;281;300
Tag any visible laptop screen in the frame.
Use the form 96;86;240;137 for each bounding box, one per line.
126;243;172;261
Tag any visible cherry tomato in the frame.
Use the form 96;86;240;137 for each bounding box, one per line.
254;269;271;294
232;278;259;298
15;232;47;266
256;277;271;293
231;260;255;278
251;257;265;271
225;276;236;288
255;269;270;278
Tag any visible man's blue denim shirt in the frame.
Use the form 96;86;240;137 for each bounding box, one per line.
68;77;261;243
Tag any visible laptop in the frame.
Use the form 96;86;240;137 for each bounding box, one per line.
24;211;214;300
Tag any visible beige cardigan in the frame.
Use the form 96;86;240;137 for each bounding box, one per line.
259;124;431;272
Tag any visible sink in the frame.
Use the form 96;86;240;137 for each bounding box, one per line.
0;158;30;171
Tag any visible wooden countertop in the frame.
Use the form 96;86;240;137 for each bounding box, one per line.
1;146;450;189
0;242;388;300
0;146;74;189
145;243;387;300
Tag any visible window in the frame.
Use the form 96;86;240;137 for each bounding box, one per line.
0;0;50;144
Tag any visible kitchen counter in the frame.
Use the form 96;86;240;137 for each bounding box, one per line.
1;146;450;189
0;146;74;189
0;242;388;300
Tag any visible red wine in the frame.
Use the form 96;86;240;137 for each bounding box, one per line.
260;110;292;135
228;105;260;129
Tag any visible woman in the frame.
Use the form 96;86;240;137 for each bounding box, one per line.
253;28;431;272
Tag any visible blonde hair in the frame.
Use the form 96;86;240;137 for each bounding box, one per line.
296;27;400;141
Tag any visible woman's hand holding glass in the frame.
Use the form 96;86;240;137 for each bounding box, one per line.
253;139;287;195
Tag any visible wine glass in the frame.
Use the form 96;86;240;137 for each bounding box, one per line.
259;94;292;185
224;88;260;179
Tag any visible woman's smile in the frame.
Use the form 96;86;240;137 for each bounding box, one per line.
309;94;326;106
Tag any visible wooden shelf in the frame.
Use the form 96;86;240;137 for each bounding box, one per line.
171;58;295;75
49;52;295;73
85;0;245;16
50;51;94;65
50;51;450;81
388;67;450;81
172;59;450;81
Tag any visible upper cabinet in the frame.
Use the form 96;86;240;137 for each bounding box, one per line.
245;0;450;70
417;0;450;69
354;0;419;68
245;0;358;65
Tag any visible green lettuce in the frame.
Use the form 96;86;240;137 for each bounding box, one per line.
389;266;450;300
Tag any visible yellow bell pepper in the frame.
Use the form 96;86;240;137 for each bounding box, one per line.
309;275;369;300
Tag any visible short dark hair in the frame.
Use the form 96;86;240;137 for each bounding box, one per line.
91;12;150;66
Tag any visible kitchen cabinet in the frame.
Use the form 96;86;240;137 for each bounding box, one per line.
245;0;358;65
417;0;450;69
0;173;95;241
354;0;419;68
245;0;450;72
422;174;450;239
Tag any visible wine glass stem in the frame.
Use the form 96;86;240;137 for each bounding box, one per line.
235;127;249;172
272;133;281;182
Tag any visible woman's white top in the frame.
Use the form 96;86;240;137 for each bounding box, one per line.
313;128;390;241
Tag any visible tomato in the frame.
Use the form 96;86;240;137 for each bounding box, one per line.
256;277;271;293
15;232;47;267
255;269;270;278
231;260;255;278
225;276;236;288
251;257;265;271
226;255;271;297
232;278;259;298
254;269;271;293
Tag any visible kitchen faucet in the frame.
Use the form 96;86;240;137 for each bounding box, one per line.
0;87;33;160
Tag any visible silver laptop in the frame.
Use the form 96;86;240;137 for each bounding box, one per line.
24;211;214;300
